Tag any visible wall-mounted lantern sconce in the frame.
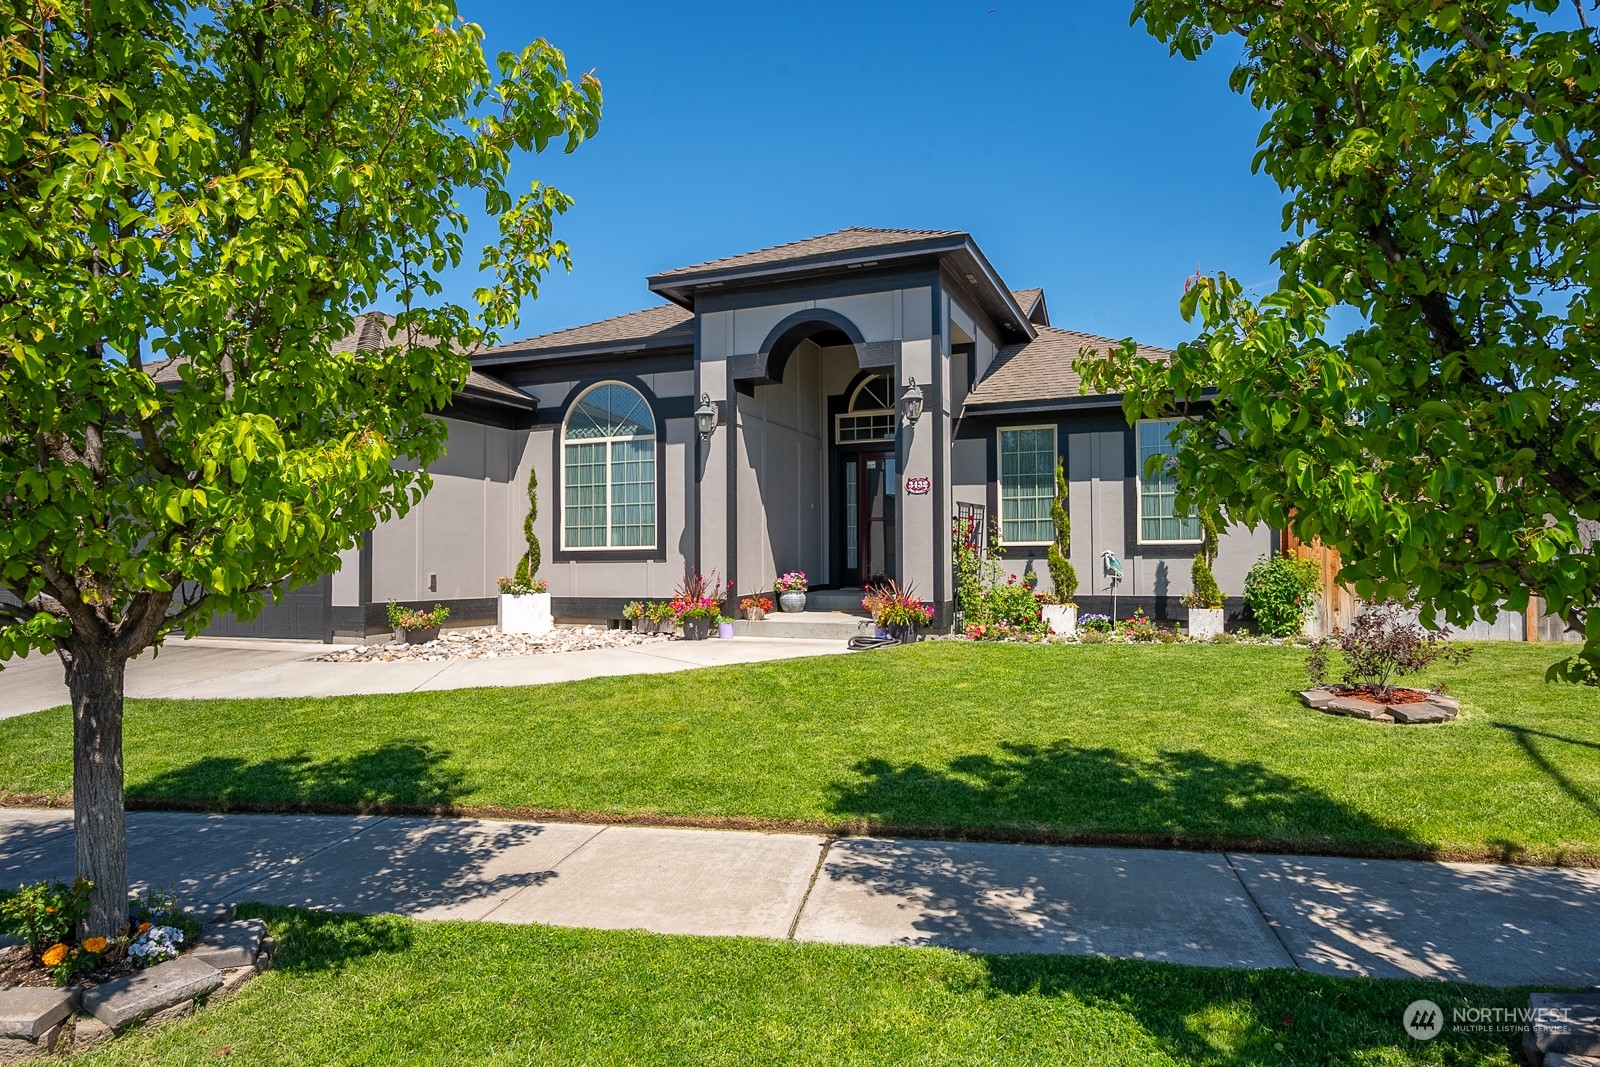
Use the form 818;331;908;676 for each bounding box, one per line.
694;394;720;441
900;378;925;426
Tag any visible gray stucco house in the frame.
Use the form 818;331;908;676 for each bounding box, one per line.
212;226;1275;641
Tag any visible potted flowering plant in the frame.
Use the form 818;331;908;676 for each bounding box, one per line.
388;601;449;643
717;615;736;639
862;580;935;644
774;571;808;612
497;575;552;636
739;595;773;621
622;601;649;633
670;569;727;640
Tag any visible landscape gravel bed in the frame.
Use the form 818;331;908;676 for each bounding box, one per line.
314;625;671;662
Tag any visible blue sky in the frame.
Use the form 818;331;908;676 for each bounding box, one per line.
462;1;1288;350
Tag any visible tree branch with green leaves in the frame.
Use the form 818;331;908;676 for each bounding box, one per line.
1083;0;1599;682
0;0;600;934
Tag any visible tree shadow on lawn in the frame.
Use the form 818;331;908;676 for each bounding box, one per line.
126;741;469;814
828;741;1415;853
978;953;1526;1067
1490;723;1600;822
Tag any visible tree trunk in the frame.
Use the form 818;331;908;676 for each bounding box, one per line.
61;640;128;938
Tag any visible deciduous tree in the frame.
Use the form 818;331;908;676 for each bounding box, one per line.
0;0;600;934
1085;0;1600;680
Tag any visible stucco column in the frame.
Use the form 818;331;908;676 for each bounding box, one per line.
898;338;936;602
695;357;732;592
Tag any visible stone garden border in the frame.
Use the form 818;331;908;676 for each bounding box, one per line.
1299;688;1461;724
0;906;269;1060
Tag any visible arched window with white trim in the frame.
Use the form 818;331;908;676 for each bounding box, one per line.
562;382;657;549
835;374;895;443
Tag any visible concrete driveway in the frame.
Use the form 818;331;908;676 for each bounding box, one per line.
0;635;849;719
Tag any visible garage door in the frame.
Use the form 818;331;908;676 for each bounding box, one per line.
202;576;332;641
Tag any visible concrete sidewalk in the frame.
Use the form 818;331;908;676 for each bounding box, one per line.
0;635;849;718
2;808;1596;987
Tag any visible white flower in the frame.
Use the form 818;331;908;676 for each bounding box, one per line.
128;924;185;963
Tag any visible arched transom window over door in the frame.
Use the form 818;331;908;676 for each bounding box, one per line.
563;382;657;549
836;374;895;443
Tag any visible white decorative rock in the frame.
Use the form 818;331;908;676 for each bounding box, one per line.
1042;604;1077;637
81;956;221;1030
1188;607;1225;640
498;592;552;636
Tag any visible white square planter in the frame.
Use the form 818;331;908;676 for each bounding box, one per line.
1187;607;1225;640
499;592;552;636
1042;603;1077;637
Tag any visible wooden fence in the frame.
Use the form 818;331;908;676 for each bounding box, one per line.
1281;528;1578;642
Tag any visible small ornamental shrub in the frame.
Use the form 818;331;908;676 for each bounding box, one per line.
1242;555;1322;636
773;571;808;593
1306;604;1474;702
1045;457;1080;603
0;878;92;957
387;602;449;631
981;576;1046;635
1154;626;1183;644
1211;631;1240;645
1182;515;1224;610
1079;629;1110;644
1120;608;1159;642
512;464;542;589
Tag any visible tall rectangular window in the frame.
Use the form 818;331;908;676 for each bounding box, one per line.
1137;419;1201;544
998;426;1056;544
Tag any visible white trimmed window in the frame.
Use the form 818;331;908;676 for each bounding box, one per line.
1137;418;1201;544
562;382;657;549
998;426;1056;544
835;375;896;443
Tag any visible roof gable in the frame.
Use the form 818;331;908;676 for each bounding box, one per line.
964;325;1170;411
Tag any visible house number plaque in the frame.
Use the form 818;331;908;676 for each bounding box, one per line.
905;476;931;495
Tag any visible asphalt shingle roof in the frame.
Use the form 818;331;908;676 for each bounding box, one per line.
965;325;1170;409
147;313;532;407
487;303;693;357
652;227;964;279
1010;288;1044;320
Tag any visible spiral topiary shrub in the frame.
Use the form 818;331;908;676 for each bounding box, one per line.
1045;456;1078;602
512;464;542;588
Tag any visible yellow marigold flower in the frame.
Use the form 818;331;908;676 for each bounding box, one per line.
41;944;68;967
82;937;108;954
138;922;151;934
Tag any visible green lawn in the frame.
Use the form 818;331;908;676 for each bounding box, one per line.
75;906;1528;1066
2;642;1598;862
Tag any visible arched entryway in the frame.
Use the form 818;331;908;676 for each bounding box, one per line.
733;313;901;593
834;373;897;586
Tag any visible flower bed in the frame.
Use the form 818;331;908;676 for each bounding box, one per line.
0;884;270;1059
